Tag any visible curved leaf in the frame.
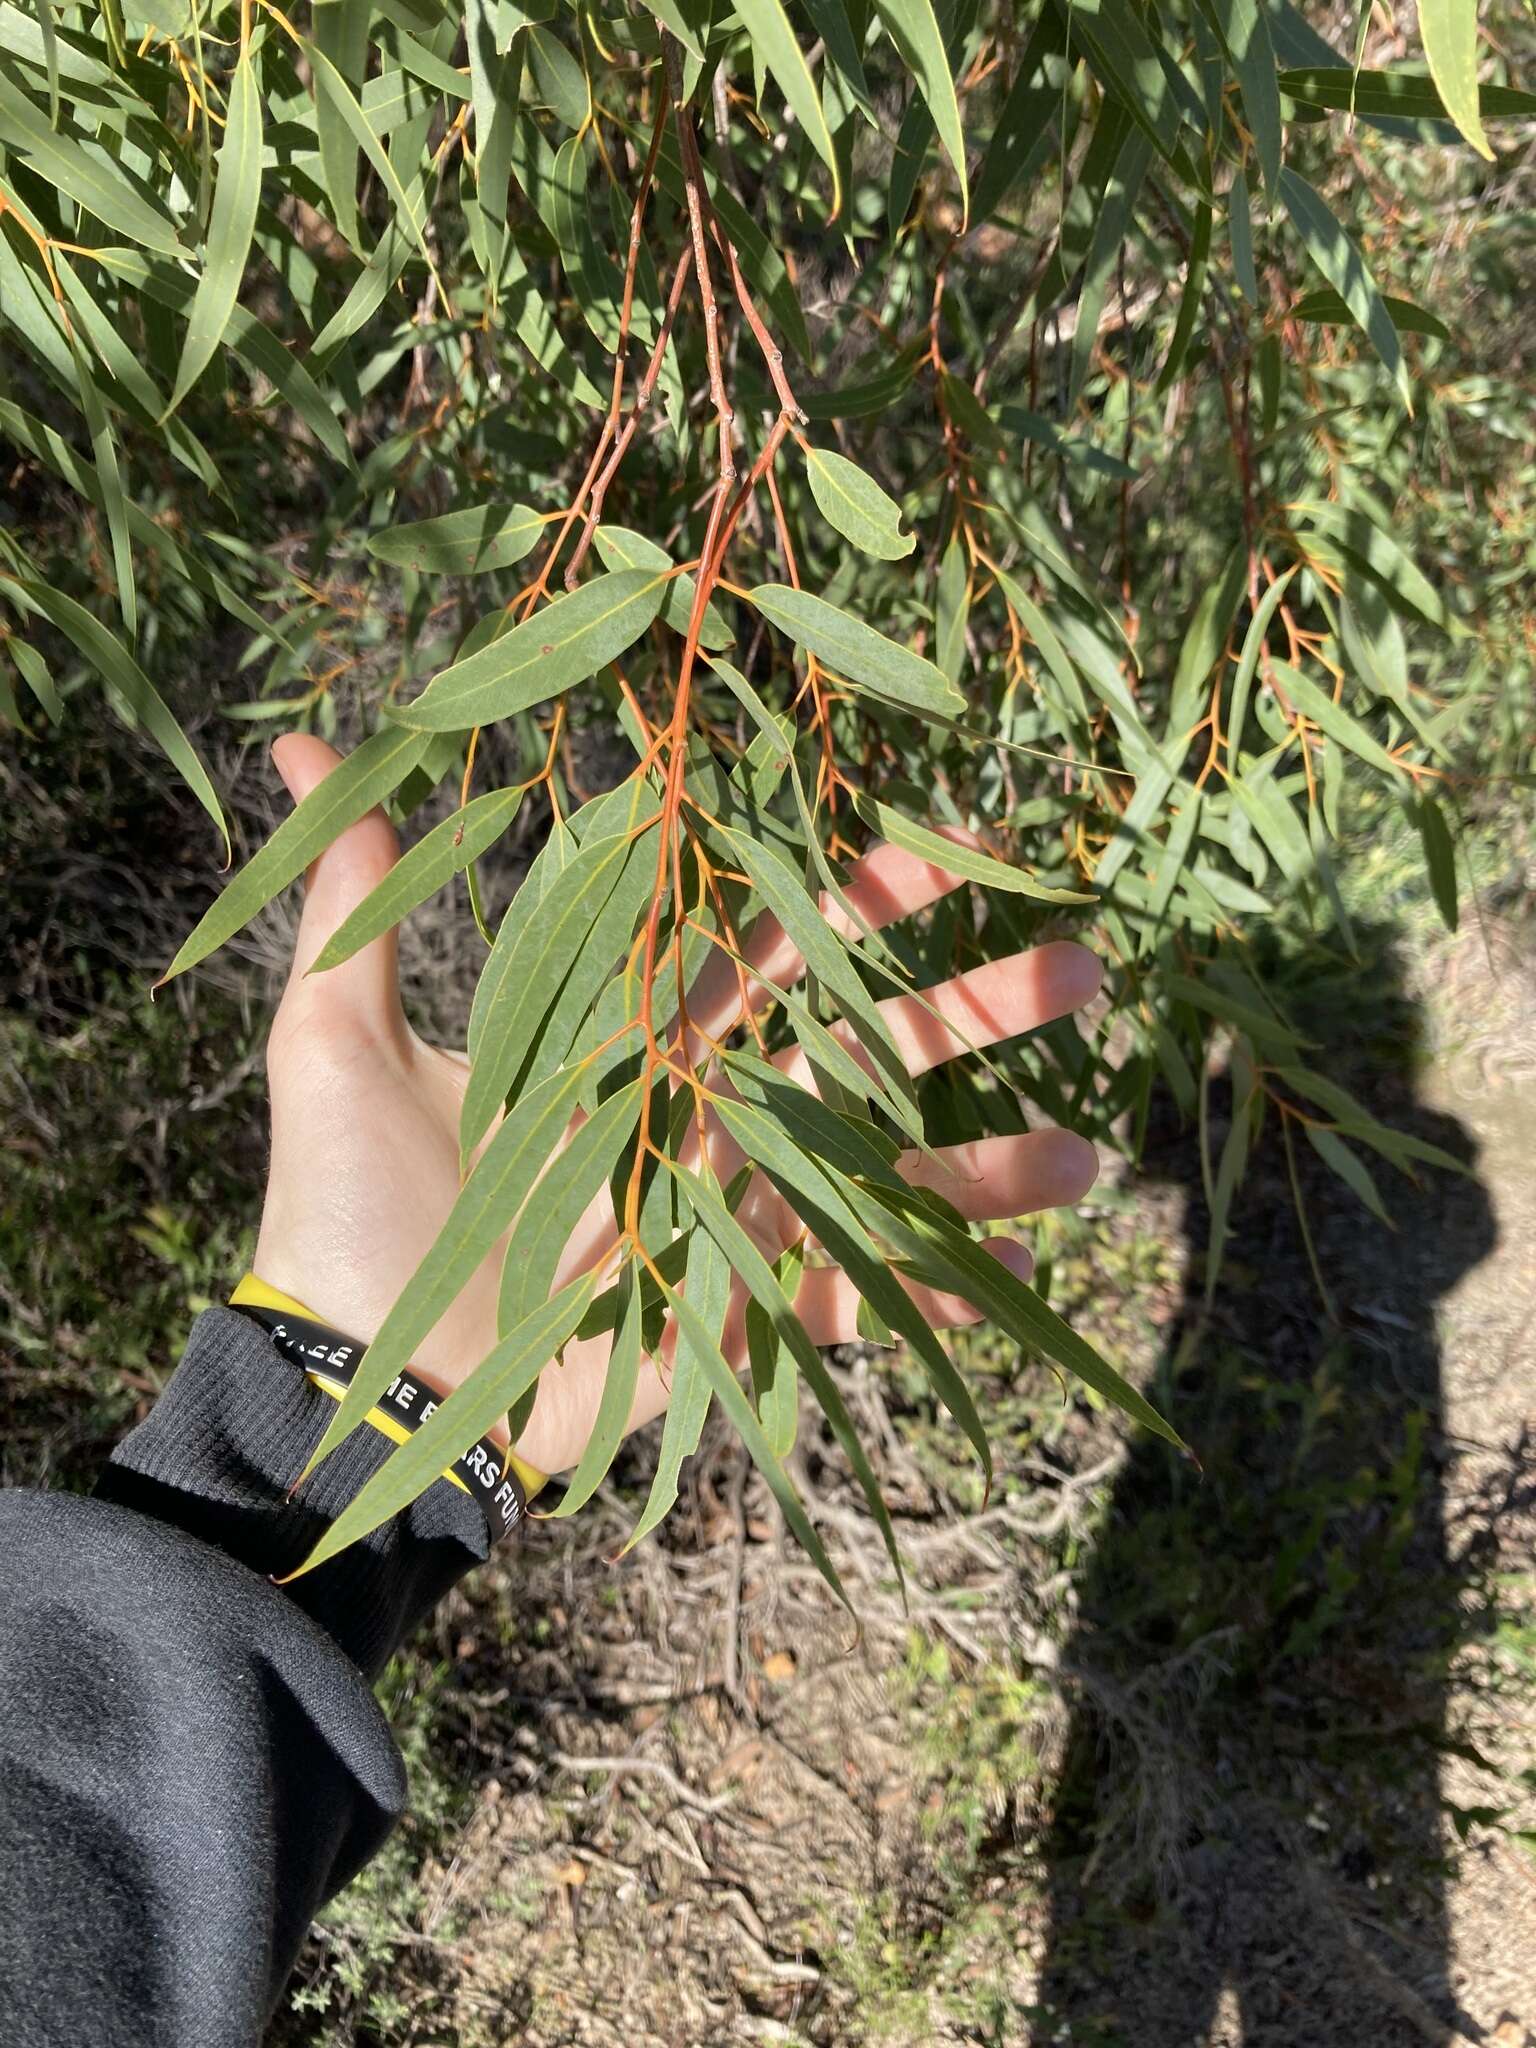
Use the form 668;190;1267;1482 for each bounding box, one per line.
367;502;549;576
288;1274;598;1576
734;0;842;215
1279;167;1410;410
802;445;915;560
748;583;963;717
310;788;526;973
870;0;969;220
161;724;430;982
12;575;226;861
850;790;1096;904
399;570;669;729
167;43;262;418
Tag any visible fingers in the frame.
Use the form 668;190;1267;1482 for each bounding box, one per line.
896;1128;1099;1221
674;942;1103;1261
877;943;1101;1076
270;734;404;1028
684;827;984;1049
773;941;1102;1096
795;1235;1035;1344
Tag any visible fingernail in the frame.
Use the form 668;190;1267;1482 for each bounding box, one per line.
271;738;300;802
1058;941;1104;1007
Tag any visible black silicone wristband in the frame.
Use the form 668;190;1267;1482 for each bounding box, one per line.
232;1302;526;1543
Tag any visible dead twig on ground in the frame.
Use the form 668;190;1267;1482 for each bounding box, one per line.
552;1752;734;1816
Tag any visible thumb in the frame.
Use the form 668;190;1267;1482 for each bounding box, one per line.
271;731;404;1025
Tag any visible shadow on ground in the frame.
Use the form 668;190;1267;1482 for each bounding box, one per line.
1035;919;1506;2047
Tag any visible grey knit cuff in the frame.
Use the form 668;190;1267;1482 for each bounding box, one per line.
96;1308;489;1680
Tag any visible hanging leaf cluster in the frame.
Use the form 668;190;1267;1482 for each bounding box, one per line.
0;0;1527;1580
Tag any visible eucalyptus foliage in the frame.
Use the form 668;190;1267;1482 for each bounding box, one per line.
2;0;1528;1581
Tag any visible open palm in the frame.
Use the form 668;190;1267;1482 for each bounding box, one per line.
256;733;1101;1484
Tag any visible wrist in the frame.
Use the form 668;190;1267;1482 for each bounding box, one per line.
230;1272;547;1505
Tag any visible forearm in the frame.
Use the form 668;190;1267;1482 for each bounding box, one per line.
0;1308;491;2045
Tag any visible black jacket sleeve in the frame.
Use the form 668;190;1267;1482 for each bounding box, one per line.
0;1308;492;2048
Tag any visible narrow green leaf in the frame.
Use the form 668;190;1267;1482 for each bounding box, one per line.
1415;792;1459;932
1069;130;1152;409
289;1275;597;1575
1275;1064;1469;1174
668;1159;890;1595
1296;500;1453;631
990;565;1090;726
459;822;654;1160
548;1265;643;1517
1277;65;1535;122
639;0;706;59
748;583;963;718
801;0;875;117
716;821;923;1141
399;570;668;729
1157;200;1212;392
656;1243;851;1606
313;0;370;246
1171;545;1248;730
66;325;135;644
303;35;442;287
1279;167;1411;407
707;654;903;962
390;22;472;100
1069;0;1188;166
498;1081;644;1332
1231;769;1310;882
862;1176;1185;1449
466;778;644;1073
714;1078;992;1492
30;0;58;127
850;791;1095;904
1165;971;1310;1049
367;503;549;575
801;445;915;560
310;789;525;974
160;724;430;983
167;44;262;418
1202;1038;1254;1303
8;635;59;721
734;0;843;215
936;533;969;687
527;22;589;126
801;337;926;420
1291;286;1449;339
92;245;357;470
618;1220;728;1553
870;0;969;221
12;576;226;862
1305;1123;1393;1225
971;10;1067;219
1229;168;1259;306
1145;788;1204;934
1201;0;1281;193
751;1240;805;1458
1275;666;1407;777
0;71;181;251
1227;567;1296;760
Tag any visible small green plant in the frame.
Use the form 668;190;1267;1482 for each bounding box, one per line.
0;984;261;1489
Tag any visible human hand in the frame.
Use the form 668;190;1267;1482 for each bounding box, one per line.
255;734;1101;1481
